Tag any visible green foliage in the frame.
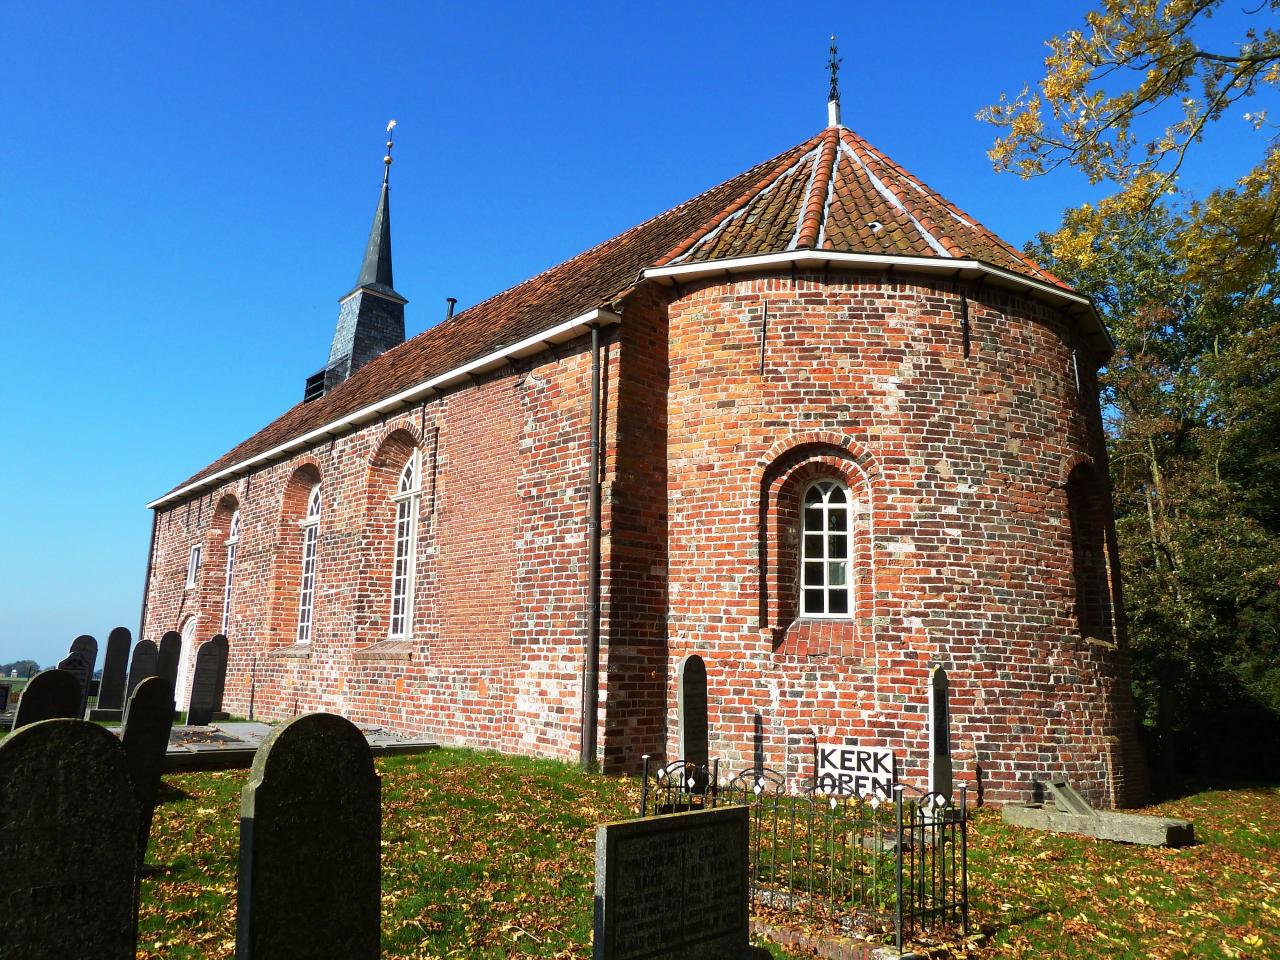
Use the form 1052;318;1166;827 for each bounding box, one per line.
986;2;1280;778
0;660;40;678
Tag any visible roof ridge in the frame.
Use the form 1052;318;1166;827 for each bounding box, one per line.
839;128;966;258
654;131;826;267
839;128;1069;288
794;128;839;249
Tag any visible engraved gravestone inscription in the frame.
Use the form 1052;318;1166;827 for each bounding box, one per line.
594;805;751;960
0;719;138;960
237;713;381;960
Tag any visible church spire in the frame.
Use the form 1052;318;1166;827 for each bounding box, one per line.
353;120;399;297
305;120;408;402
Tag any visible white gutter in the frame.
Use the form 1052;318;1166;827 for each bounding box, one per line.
642;250;1113;353
147;307;621;509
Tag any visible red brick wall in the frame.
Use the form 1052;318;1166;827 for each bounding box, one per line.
662;271;1147;808
145;333;612;762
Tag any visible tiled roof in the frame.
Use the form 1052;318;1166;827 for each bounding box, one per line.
162;125;1072;501
660;126;1069;289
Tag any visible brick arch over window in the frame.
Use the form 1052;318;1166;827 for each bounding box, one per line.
757;438;877;655
357;428;424;642
269;462;322;647
1065;462;1116;644
196;494;239;644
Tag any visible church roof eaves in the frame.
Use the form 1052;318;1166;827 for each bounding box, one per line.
149;125;1104;509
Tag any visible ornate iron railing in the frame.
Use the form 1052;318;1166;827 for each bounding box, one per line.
637;756;968;951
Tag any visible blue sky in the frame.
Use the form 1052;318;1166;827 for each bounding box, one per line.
0;2;1263;668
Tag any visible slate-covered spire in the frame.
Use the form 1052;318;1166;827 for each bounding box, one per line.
305;121;408;402
352;126;399;298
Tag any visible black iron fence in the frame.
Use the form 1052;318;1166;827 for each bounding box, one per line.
638;757;968;951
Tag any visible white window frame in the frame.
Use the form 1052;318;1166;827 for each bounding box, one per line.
221;509;240;634
185;544;203;589
388;451;422;639
296;486;322;645
799;478;854;619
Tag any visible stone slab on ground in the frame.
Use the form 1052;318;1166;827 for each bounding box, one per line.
137;720;437;772
1002;804;1195;847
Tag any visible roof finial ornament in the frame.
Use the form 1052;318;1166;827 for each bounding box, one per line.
827;35;842;128
383;119;397;185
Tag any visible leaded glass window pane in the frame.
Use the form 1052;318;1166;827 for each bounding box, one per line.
799;478;854;618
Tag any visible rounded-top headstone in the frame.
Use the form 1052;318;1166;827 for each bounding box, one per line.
125;638;159;697
97;627;132;712
122;675;176;867
156;631;182;694
0;719;138;960
13;668;83;730
238;713;380;960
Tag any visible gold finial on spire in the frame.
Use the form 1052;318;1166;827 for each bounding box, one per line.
827;36;842;127
383;119;397;184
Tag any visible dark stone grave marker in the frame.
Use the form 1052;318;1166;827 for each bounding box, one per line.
0;683;9;714
210;633;230;718
12;668;82;730
594;805;753;960
156;630;182;700
96;626;132;712
0;719;138;960
187;636;227;727
122;675;176;867
58;633;97;714
237;712;381;960
929;665;953;800
126;638;158;698
678;654;709;768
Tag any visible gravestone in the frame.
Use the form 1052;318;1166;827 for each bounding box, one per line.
594;805;752;960
209;633;230;718
678;654;709;768
12;668;83;730
58;633;97;714
156;631;182;700
96;626;132;712
187;637;226;727
125;638;158;697
237;712;381;960
122;675;176;867
0;719;139;960
929;665;953;800
0;683;9;714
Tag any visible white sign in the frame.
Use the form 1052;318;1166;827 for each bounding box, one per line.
816;745;895;799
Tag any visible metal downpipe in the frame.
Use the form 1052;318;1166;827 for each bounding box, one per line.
581;324;602;769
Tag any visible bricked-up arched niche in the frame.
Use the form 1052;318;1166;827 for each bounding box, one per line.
1065;463;1115;644
197;494;240;644
359;428;424;643
270;463;322;647
759;442;875;655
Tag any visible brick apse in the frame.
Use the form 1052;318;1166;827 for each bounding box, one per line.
141;114;1148;807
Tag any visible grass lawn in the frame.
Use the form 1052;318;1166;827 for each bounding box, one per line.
138;749;1279;959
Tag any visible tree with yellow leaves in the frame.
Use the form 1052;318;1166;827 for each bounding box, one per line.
985;1;1280;782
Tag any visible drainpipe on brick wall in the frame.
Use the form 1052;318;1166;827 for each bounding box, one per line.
137;508;159;642
580;324;603;770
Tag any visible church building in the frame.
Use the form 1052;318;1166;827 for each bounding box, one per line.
141;90;1148;807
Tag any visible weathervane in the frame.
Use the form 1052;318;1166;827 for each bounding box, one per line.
827;35;842;127
828;35;841;104
383;119;397;184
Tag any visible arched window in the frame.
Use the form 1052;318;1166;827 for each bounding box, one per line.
801;479;853;618
296;486;322;644
221;509;240;633
389;452;422;639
